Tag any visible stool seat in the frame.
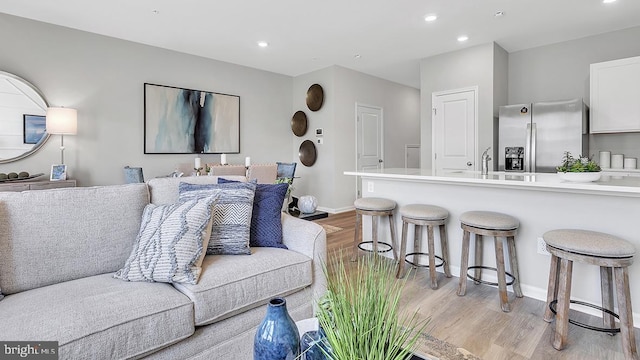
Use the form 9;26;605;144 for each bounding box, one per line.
460;211;519;230
354;197;396;211
543;229;635;258
400;204;448;220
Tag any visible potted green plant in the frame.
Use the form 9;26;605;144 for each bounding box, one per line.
315;254;428;360
556;151;602;182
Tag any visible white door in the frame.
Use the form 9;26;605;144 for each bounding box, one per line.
356;104;383;196
432;87;477;172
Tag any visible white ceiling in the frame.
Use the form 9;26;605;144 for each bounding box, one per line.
2;0;640;89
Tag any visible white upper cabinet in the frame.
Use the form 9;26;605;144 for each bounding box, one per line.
590;56;640;133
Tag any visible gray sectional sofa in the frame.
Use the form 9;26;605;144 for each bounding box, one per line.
0;176;327;359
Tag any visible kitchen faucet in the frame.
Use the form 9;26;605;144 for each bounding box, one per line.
482;147;492;175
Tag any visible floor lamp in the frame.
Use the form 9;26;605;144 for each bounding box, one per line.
45;107;77;165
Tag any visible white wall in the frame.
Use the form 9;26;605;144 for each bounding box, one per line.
508;25;640;161
292;66;420;213
0;13;293;185
420;43;507;170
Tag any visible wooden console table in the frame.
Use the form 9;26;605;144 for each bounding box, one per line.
0;179;76;192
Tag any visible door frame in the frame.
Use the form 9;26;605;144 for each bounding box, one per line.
431;86;479;173
355;103;384;198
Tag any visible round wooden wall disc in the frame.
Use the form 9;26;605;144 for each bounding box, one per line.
291;111;308;136
306;84;324;112
299;140;317;167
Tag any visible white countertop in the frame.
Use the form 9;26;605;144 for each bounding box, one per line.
344;168;640;197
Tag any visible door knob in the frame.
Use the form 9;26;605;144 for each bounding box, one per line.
467;161;473;166
378;159;383;163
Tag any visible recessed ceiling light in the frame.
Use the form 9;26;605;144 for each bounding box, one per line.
603;0;616;3
257;41;269;48
494;11;505;17
457;35;469;42
424;14;438;22
354;54;361;59
151;9;160;15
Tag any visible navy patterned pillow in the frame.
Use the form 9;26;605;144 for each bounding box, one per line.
114;195;218;284
219;178;289;249
179;181;256;255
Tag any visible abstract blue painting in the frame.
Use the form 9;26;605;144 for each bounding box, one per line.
144;83;240;154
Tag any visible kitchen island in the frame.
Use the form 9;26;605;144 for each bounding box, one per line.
344;168;640;325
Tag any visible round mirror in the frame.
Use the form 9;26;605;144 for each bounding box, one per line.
0;71;50;163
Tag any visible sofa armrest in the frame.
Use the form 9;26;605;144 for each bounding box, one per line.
281;213;327;306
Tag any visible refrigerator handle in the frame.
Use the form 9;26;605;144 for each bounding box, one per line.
525;123;531;172
531;123;537;173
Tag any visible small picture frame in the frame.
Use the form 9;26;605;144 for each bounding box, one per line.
50;164;67;181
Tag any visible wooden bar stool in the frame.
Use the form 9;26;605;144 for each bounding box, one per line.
457;211;523;312
543;229;637;359
396;204;451;289
351;197;397;262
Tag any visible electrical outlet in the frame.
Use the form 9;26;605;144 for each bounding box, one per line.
367;181;374;192
537;237;550;256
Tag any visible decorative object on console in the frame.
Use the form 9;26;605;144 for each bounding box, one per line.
299;140;317;167
194;156;203;176
611;154;624;169
45;107;77;165
220;153;227;165
624;157;637;169
219;178;289;249
599;151;611;168
144;83;240;154
50;164;67;181
178;181;256;255
556;151;601;182
291;110;308;136
298;195;318;214
114;195;218;284
245;156;251;167
306;84;324;112
23;114;46;144
124;166;145;183
254;297;300;360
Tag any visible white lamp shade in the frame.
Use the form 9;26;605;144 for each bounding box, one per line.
46;107;78;135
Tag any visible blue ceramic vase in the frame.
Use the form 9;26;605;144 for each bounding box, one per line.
300;327;330;360
254;297;300;360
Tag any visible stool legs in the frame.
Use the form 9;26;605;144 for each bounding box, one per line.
507;236;523;298
494;237;510;312
412;226;422;270
544;254;560;322
351;212;362;262
457;230;471;296
614;266;638;360
474;235;483;285
388;214;398;261
601;266;615;332
553;258;574;351
396;221;409;278
439;226;452;278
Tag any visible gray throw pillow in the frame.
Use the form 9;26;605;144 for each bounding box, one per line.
114;195;218;284
179;181;256;255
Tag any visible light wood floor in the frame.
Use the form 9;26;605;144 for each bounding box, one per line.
315;211;639;360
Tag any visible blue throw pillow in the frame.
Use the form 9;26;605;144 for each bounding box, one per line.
179;181;256;255
219;178;289;249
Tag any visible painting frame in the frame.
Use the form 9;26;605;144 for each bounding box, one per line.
23;114;47;144
144;83;241;154
50;164;67;181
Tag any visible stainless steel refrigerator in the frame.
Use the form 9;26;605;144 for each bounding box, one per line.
497;98;589;173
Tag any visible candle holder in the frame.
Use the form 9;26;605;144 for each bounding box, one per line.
194;167;203;176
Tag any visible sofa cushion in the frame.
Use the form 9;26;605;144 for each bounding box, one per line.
219;178;289;249
0;273;194;359
147;175;247;206
179;182;256;255
114;195;218;284
0;183;149;295
173;247;312;326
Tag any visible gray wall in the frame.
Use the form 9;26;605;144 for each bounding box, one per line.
292;66;420;212
420;43;507;170
508;25;640;161
0;13;293;185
